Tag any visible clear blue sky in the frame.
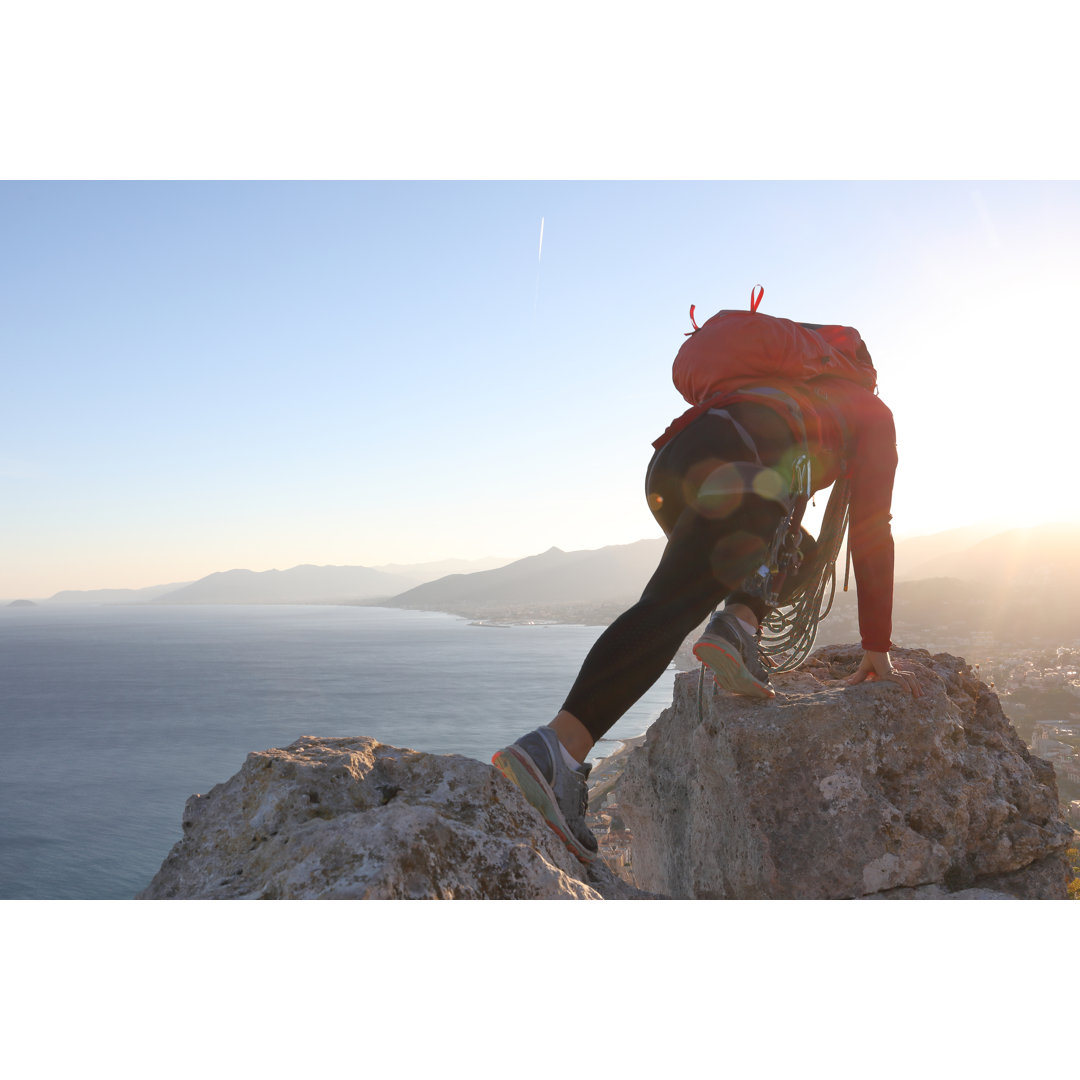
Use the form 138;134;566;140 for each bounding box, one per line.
4;180;1079;598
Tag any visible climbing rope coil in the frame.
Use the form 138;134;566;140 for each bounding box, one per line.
696;478;851;717
758;476;851;673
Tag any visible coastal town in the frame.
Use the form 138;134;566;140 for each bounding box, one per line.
970;643;1080;811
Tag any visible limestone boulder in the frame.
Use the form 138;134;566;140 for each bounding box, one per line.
138;735;649;899
615;646;1073;899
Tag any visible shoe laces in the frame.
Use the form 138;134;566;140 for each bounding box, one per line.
574;765;590;819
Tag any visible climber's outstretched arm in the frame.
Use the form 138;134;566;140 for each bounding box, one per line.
846;650;923;697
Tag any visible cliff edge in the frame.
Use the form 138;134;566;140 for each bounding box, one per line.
615;645;1073;899
139;645;1073;900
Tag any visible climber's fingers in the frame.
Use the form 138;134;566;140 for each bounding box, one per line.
887;666;923;698
845;652;924;698
864;666;924;698
892;660;926;697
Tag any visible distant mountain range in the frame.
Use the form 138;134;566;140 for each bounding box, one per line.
46;582;194;605
818;523;1080;648
378;522;1080;646
154;565;417;605
15;525;1080;644
892;523;1008;581
370;557;511;579
381;540;666;614
30;556;513;607
894;522;1080;587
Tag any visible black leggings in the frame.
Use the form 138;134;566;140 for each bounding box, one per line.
561;404;794;742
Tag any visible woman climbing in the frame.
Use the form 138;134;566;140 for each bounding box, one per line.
492;289;921;863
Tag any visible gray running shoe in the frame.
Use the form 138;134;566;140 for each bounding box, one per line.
491;727;598;864
693;610;775;699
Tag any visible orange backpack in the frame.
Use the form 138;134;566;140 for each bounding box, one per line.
672;286;877;407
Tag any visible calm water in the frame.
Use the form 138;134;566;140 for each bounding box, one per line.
0;605;674;899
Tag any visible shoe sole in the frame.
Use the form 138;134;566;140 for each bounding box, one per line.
491;745;597;865
693;638;775;699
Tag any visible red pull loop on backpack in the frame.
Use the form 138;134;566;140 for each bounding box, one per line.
750;285;764;312
684;304;701;336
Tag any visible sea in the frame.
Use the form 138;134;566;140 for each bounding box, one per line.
0;604;675;900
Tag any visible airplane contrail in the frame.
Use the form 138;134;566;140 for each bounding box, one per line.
533;217;544;316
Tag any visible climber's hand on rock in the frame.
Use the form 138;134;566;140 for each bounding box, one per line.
847;650;923;698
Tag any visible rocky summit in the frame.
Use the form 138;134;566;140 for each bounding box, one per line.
615;646;1074;899
138;735;649;899
139;646;1074;900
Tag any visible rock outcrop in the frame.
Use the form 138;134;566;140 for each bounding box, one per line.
138;735;651;899
614;646;1073;899
139;645;1074;900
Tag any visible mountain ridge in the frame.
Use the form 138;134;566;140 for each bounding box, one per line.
45;582;194;605
381;539;666;612
27;556;514;606
154;564;418;605
16;522;1080;618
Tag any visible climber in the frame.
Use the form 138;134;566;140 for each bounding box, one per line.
492;294;922;864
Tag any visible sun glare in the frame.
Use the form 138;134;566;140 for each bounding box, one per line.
882;251;1080;538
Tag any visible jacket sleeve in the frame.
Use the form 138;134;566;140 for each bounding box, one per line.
841;387;898;652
